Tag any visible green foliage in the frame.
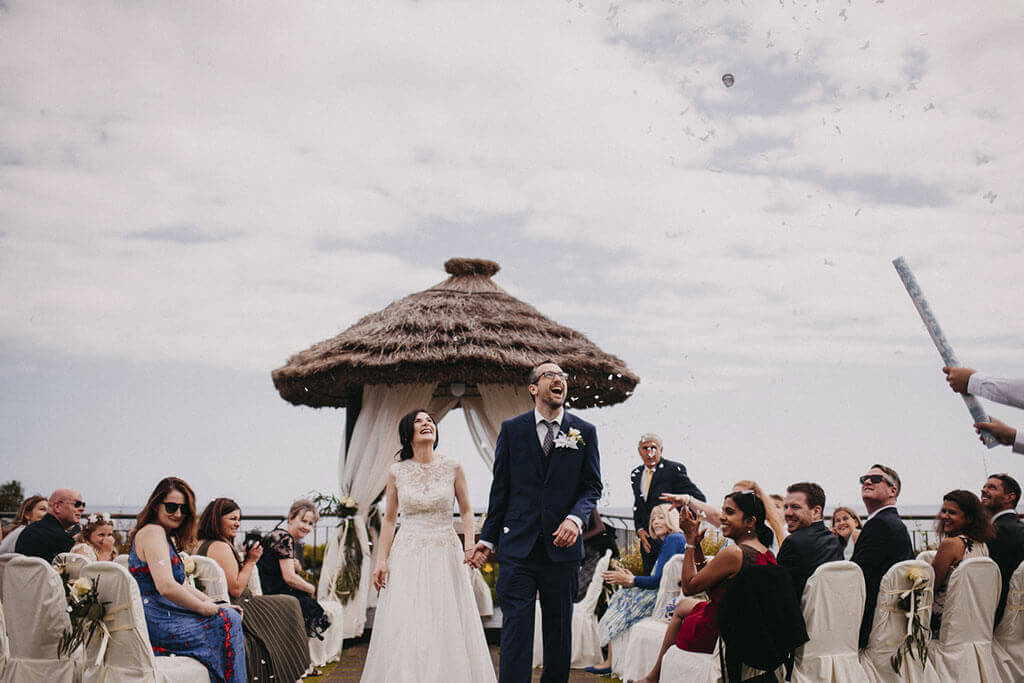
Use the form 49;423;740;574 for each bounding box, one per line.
617;539;644;576
0;480;24;513
332;520;363;605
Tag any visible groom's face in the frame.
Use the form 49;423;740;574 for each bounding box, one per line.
529;362;567;408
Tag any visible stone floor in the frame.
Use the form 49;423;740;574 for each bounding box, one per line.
321;641;620;682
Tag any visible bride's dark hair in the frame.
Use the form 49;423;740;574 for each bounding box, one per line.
396;408;439;461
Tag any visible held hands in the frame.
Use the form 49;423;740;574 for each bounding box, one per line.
468;542;493;569
373;561;389;591
943;366;975;394
552;519;579;548
975;417;1017;446
637;529;652;553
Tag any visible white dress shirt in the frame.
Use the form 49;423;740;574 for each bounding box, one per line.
865;504;897;522
967;372;1024;454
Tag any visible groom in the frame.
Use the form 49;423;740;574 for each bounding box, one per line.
473;360;602;683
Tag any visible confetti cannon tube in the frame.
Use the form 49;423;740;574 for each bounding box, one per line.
892;257;998;448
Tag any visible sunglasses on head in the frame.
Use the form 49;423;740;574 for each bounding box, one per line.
859;474;894;487
162;502;187;515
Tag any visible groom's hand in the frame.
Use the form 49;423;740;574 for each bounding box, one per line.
469;541;493;567
552;519;579;548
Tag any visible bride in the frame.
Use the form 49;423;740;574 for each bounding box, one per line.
360;409;497;682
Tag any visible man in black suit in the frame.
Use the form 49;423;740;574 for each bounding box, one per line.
981;473;1024;626
630;433;705;574
15;488;83;563
852;464;914;648
777;482;843;599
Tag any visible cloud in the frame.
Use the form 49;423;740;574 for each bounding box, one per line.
124;223;244;244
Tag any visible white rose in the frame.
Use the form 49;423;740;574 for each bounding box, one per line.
70;577;93;601
181;553;196;575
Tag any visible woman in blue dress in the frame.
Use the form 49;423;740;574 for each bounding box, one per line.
129;477;246;683
585;503;685;675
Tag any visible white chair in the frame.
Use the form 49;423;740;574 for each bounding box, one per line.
190;555;229;603
993;558;1024;682
928;556;1001;682
792;561;867;682
916;550;937;565
0;597;10;680
0;555;78;682
612;553;685;681
0;554;17;596
661;640;786;682
860;559;939;683
79;560;209;682
246;563;263;596
469;565;493;617
530;549;613;669
310;598;345;667
54;551;92;580
114;555;130;569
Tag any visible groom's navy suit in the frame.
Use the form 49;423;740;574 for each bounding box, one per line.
481;409;602;683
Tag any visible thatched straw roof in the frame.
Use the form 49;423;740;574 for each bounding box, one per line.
272;258;639;409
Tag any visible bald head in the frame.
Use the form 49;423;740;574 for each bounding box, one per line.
49;488;85;526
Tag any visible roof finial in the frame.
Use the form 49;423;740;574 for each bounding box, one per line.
444;258;500;277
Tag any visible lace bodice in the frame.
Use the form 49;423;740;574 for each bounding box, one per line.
392;455;459;536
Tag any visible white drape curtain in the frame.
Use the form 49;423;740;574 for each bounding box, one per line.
461;383;534;469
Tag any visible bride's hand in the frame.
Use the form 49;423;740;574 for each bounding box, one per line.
373;561;389;590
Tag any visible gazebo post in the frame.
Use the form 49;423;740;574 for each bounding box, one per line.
344;385;362;452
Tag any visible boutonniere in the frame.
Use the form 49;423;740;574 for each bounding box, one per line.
553;428;585;450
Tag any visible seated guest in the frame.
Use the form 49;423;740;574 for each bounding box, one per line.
196;498;310;682
631;433;705;574
930;489;994;635
663;479;787;551
576;508;619;602
981;473;1024;625
852;464;914;648
15;488;83;563
130;477;246;682
257;499;333;640
777;482;843;599
0;495;47;554
70;512;117;561
584;504;685;675
637;489;776;683
830;506;862;560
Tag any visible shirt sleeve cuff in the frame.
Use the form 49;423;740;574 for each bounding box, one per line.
1013;430;1024;455
566;515;582;533
479;540;495;551
967;372;987;394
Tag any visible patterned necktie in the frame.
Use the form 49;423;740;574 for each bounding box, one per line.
541;420;556;455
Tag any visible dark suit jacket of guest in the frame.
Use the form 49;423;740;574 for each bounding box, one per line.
852;506;914;647
988;510;1024;626
630;457;706;534
776;520;844;600
14;512;74;564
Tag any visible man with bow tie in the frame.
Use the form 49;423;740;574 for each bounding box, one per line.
630;434;705;574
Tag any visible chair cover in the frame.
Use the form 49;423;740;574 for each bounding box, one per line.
190;555;230;603
0;596;10;679
0;554;17;596
993;559;1024;682
916;550;937;565
468;565;493;617
612;553;685;681
246;564;263;596
79;561;209;683
859;559;939;683
661;639;785;682
0;555;78;682
309;599;345;667
531;549;613;668
113;555;130;569
928;557;1001;682
792;561;867;682
54;551;92;580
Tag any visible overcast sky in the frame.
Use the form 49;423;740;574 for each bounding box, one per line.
2;1;1023;517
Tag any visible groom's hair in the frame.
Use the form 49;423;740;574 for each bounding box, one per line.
528;359;560;385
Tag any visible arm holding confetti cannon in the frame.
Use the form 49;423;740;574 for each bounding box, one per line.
943;366;1024;453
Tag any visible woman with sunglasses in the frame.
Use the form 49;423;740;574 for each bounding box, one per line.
129;477;246;683
635;489;777;683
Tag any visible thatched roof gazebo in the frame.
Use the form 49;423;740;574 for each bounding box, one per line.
273;258;638;638
272;257;639;412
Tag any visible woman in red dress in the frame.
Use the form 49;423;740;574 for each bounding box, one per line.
634;488;776;683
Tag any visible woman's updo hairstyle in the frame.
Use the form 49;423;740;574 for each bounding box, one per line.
725;490;774;547
395;408;439;461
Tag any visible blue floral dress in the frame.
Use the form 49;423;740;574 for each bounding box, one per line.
129;539;246;683
598;532;686;644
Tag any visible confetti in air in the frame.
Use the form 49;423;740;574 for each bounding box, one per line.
722;73;735;87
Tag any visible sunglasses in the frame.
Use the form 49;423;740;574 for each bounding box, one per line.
859;474;895;487
68;500;87;509
162;502;188;515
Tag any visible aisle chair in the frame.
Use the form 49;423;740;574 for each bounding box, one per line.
916;550;937;565
993;558;1024;682
927;556;1001;682
190;555;230;603
792;561;867;682
54;551;92;580
612;553;685;681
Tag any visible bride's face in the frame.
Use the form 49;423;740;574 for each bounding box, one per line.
411;412;436;446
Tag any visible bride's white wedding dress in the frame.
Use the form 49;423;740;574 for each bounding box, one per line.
360;455;497;682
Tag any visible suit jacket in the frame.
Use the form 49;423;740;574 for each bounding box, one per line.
852;507;914;647
630;457;705;534
480;410;602;562
988;510;1024;625
14;512;74;564
776;520;844;599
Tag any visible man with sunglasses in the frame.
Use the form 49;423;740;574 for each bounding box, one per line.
15;488;85;563
851;465;914;648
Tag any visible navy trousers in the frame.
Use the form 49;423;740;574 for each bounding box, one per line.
497;538;579;683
